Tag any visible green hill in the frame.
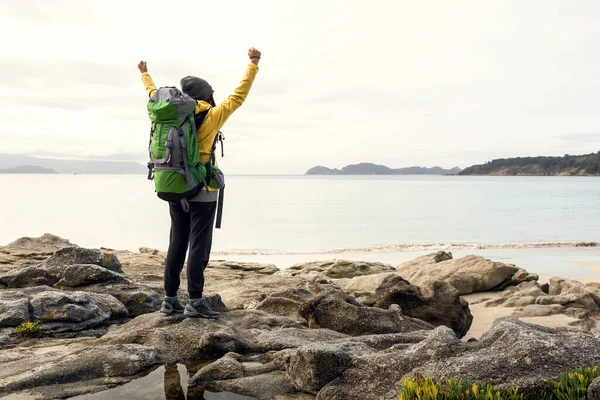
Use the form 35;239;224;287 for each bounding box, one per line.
0;165;57;174
306;163;461;175
459;152;600;176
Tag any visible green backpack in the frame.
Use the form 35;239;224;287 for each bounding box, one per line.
146;86;225;225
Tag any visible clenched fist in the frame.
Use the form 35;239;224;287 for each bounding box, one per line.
248;48;261;65
137;60;148;73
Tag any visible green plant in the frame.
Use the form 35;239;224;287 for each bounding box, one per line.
542;366;600;400
399;376;523;400
15;320;41;337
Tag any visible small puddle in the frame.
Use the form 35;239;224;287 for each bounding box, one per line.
69;362;257;400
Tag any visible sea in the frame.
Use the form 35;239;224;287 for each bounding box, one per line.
1;174;600;275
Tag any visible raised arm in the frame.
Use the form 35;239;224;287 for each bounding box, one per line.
138;60;157;98
209;48;261;130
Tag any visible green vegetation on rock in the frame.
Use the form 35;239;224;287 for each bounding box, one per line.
459;152;600;176
399;366;600;400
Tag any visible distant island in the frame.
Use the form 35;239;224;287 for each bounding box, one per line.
0;165;57;174
459;151;600;176
0;154;146;174
306;163;462;175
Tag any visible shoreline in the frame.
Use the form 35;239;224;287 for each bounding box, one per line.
212;241;600;256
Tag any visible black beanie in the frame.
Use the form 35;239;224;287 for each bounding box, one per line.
180;76;213;101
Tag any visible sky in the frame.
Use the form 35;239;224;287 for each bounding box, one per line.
2;0;600;174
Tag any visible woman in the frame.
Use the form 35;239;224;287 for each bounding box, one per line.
138;47;261;318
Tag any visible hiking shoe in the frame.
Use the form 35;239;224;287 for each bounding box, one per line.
184;298;221;319
160;297;185;314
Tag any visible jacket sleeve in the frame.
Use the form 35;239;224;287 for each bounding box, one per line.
141;72;157;98
210;63;259;130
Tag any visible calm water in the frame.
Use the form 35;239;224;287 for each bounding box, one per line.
0;175;600;252
1;174;599;253
68;363;256;400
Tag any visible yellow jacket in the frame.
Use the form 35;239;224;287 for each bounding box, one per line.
141;63;259;167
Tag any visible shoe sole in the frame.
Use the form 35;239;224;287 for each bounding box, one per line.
160;307;184;314
183;310;220;319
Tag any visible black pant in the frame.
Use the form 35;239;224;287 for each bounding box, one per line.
164;201;216;299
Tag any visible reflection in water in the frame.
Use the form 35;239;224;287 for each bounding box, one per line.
69;361;256;400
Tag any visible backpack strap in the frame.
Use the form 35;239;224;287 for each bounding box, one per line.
215;186;224;229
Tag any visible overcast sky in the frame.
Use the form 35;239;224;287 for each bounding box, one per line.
2;0;600;174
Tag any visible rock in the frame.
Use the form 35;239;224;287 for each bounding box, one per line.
361;275;473;338
30;290;128;332
100;310;304;363
0;296;30;327
588;377;600;400
189;352;245;386
55;264;131;287
0;342;158;398
0;234;74;273
210;260;280;275
397;253;538;295
255;328;349;351
82;284;162;317
298;290;433;336
255;287;323;319
513;304;565;317
503;295;537;308
204;292;229;313
0;265;52;288
0;233;74;256
536;278;600;313
0;263;130;290
282;260;395;279
42;247;123;273
336;272;395;294
205;371;301;399
205;268;323;311
0;287;127;334
278;342;364;394
397;251;454;268
314;318;600;399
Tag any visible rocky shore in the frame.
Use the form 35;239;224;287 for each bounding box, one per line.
1;234;600;399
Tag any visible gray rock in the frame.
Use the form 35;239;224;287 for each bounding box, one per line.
189;352;245;386
514;304;564;317
100;311;269;363
298;290;433;336
255;287;318;319
30;290;128;332
0;297;30;327
503;295;537;307
0;287;128;335
0;265;52;288
87;285;162;317
396;253;538;295
42;247;123;273
588;377;600;400
282;260;395;279
209;260;280;275
317;318;600;399
54;264;130;287
536;278;600;313
0;263;130;290
255;328;349;351
0;234;74;273
0;343;158;397
361;275;473;338
205;371;300;399
205;292;229;313
278;342;365;394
